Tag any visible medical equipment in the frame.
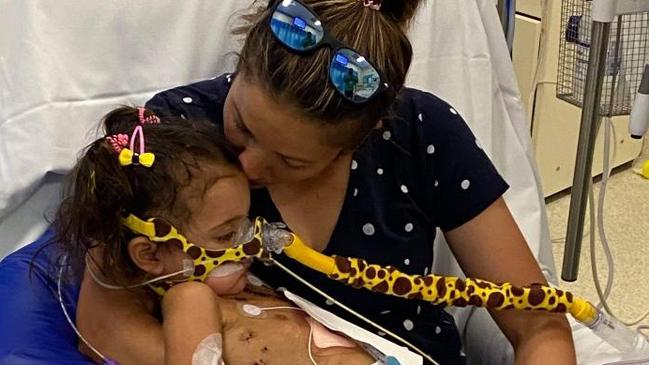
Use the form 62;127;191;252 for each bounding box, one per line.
630;65;649;139
630;64;649;177
134;216;649;361
557;0;649;282
264;221;649;358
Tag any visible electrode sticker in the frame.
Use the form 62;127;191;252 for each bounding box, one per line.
238;303;267;319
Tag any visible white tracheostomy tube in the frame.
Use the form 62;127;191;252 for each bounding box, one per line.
192;333;225;365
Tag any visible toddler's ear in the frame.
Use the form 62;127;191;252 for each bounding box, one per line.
128;236;165;276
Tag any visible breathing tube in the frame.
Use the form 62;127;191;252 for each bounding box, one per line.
248;218;649;357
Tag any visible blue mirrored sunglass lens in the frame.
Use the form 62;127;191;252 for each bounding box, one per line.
271;0;324;51
330;48;381;103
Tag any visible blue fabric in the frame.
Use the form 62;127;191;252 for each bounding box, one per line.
147;74;507;365
0;229;90;365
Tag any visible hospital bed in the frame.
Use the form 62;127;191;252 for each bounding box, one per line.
0;1;631;364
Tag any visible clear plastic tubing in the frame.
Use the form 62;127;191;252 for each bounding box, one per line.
587;309;649;355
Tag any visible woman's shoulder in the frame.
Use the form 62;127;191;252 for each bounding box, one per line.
145;73;233;123
386;87;471;152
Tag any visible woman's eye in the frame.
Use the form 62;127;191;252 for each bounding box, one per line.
215;232;235;243
234;119;250;135
280;157;306;169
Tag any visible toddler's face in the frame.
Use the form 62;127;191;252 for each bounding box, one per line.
168;166;252;295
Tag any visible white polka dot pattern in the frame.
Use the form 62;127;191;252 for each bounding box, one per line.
461;180;471;190
362;223;375;236
405;223;414;232
403;320;414;331
427;145;435;154
382;131;391;140
377;168;384;175
351;160;358;170
400;185;409;193
449;108;458;115
183;96;193;103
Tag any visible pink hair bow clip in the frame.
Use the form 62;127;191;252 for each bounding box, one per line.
361;0;382;10
118;126;155;168
137;107;160;125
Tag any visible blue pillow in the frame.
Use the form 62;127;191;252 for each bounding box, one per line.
0;229;92;365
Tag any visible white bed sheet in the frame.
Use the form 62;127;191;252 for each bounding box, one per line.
0;1;631;363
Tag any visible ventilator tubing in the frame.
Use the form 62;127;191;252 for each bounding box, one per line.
282;233;649;355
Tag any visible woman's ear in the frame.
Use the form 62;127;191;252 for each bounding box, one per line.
128;236;165;276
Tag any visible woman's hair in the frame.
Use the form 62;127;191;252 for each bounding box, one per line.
235;0;423;149
54;107;239;284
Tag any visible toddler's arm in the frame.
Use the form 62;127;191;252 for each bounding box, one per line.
162;282;224;365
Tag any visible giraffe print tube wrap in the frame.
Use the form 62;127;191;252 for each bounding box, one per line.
281;234;597;325
329;255;597;324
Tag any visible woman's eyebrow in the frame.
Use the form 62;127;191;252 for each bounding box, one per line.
207;216;247;235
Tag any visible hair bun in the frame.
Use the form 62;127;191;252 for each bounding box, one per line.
379;0;424;27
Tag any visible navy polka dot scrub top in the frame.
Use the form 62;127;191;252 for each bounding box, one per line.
147;74;509;365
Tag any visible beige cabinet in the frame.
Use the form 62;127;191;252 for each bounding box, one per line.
512;0;643;196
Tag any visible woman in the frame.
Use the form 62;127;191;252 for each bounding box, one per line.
81;0;576;364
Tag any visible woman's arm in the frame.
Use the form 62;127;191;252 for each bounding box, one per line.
444;197;576;365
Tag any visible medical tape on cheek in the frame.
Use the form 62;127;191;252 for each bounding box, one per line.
192;333;225;365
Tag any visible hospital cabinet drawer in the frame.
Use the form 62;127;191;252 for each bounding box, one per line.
517;0;543;18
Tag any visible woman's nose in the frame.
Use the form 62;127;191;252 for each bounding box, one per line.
237;147;268;181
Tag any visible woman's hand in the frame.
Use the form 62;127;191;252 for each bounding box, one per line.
445;197;577;365
162;281;224;365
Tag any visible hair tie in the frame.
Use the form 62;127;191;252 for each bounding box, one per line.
137;107;160;125
105;134;129;153
360;0;381;10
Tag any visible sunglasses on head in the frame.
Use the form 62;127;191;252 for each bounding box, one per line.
267;0;391;104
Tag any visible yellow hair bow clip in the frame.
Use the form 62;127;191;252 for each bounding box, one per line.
118;149;156;167
116;126;155;168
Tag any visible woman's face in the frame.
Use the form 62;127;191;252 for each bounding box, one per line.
223;76;346;187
